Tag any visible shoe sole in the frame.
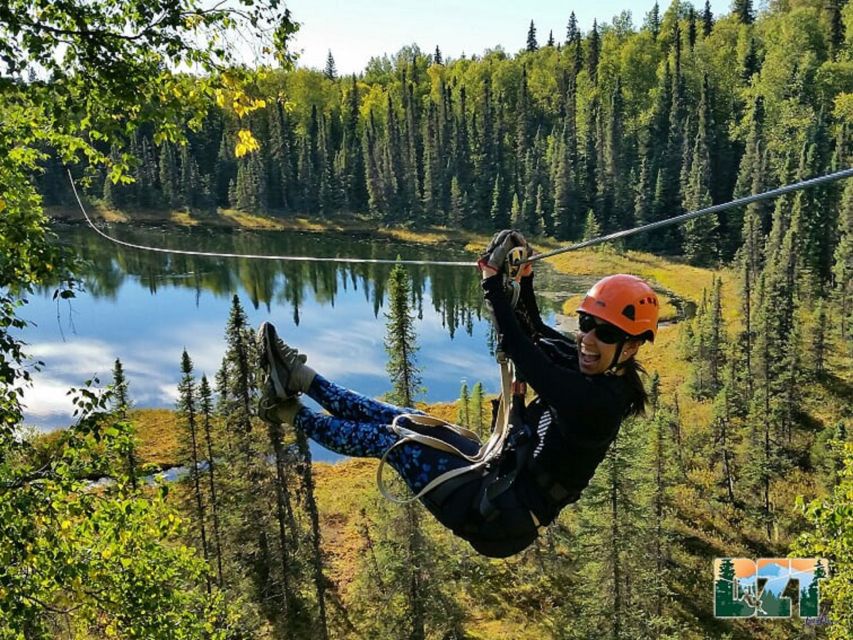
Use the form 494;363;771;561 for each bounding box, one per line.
257;322;299;401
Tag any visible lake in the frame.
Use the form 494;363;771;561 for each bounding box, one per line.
22;222;596;459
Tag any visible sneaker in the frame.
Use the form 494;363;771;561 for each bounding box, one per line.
258;394;303;426
257;322;313;402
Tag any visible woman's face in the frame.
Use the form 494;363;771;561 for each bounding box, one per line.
576;315;641;376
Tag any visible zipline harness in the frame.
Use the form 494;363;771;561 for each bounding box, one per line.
69;167;853;509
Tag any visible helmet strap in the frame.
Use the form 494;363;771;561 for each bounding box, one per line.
606;341;628;375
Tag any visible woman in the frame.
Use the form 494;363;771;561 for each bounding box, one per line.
257;231;658;557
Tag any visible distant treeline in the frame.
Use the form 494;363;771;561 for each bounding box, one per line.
41;1;852;273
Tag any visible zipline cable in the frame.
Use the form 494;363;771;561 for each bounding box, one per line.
525;166;853;263
70;167;853;267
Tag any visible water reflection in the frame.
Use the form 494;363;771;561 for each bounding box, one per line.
24;223;587;433
51;224;497;339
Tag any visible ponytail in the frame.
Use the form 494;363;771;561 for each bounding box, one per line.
621;358;649;417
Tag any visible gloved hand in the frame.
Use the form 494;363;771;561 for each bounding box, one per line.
478;229;522;279
509;231;535;278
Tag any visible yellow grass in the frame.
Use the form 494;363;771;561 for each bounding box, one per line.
169;211;199;226
93;203;128;223
219;208;287;230
381;226;451;245
311;459;376;590
130;408;182;467
289;216;342;232
548;247;712;302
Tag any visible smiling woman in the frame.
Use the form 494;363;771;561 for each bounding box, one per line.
258;230;660;557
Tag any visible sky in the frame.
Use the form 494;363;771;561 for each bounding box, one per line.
283;0;730;76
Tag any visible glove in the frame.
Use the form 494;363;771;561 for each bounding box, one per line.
508;231;534;278
478;230;520;278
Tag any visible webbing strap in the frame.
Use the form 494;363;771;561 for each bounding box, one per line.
376;360;515;504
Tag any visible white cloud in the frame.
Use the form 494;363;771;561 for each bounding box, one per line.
20;376;78;419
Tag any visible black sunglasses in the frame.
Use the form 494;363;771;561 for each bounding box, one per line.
578;312;630;344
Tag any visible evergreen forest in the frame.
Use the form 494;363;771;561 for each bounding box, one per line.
1;0;852;639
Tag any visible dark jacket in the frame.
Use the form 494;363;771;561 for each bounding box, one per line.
422;274;640;557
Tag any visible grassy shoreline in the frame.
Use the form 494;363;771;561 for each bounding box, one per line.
48;203;488;250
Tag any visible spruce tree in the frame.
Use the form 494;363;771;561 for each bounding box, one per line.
581;96;599;218
546;30;555;48
575;420;648;638
348;77;368;211
567;12;583;75
644;2;661;38
134;134;159;209
687;7;697;48
221;295;274;600
452;86;472;222
733;0;754;25
526;20;538;52
702;0;714;37
587;20;600;83
470;382;487;440
534;183;548;236
708;276;726;395
687;288;711;397
324;50;337;80
566;12;579;45
421;102;440;223
159;141;180;209
521;148;541;234
810;298;827;377
385;263;421;406
634;156;653;231
236;150;268;214
510;192;522;227
364;115;384;215
380;94;403;222
515;66;533;158
473;74;496;221
682;76;718;265
112;357;130;416
449;175;467;226
739;30;760;82
604;78;627;230
490;174;510;228
177;350;211;593
111;358;137;490
433;45;442;65
457;382;470;427
293;421;330;639
829;0;845;60
261;390;299;620
832;175;852;342
403;81;423;221
198;374;224;588
583;208;601;242
179;145;203;211
730;96;768;256
552;134;574;240
792;120;834;289
643;392;681;624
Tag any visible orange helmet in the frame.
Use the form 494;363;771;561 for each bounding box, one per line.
577;274;659;342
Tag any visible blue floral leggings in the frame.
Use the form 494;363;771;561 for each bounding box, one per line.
293;375;479;493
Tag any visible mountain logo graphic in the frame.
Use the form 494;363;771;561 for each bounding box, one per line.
714;558;829;618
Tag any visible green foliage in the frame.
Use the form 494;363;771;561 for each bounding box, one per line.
792;443;853;638
0;384;245;637
0;7;297;630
